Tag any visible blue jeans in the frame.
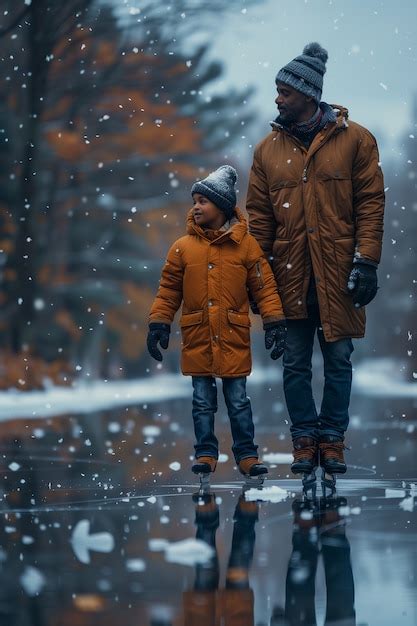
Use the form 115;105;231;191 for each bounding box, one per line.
283;302;354;442
191;376;258;463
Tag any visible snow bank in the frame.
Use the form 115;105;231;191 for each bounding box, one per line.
354;358;417;398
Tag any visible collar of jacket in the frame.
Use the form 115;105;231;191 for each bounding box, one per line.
270;103;349;137
186;206;248;244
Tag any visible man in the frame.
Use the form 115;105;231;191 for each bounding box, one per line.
246;42;385;482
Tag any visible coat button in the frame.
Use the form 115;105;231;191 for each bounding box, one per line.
208;263;214;269
208;300;213;307
308;228;314;234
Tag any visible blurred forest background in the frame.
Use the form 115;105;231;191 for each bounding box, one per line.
0;0;415;390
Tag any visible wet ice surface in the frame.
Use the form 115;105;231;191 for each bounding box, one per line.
0;382;416;625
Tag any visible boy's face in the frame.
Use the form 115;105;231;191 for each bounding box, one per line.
192;193;226;229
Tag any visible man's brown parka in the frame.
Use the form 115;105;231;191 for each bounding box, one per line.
246;105;385;342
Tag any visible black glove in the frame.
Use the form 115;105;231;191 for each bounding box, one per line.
147;322;170;361
347;262;378;308
264;320;287;360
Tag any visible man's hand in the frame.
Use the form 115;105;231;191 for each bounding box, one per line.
264;320;287;360
147;323;170;361
347;262;378;308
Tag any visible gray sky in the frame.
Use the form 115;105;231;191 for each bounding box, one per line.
201;0;417;161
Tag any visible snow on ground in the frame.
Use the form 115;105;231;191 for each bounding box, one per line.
149;537;215;566
0;358;416;421
0;365;280;421
354;358;417;398
262;452;293;464
244;485;289;503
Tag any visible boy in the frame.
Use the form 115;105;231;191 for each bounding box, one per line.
147;165;286;481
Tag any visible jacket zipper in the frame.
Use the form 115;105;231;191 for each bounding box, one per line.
302;123;343;183
256;261;264;289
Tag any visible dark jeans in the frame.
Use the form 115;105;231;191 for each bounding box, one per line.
191;376;258;463
283;299;354;442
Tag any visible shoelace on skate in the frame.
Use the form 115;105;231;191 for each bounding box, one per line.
319;442;345;461
293;446;317;461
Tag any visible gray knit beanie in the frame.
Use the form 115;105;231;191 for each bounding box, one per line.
191;165;237;220
275;42;328;103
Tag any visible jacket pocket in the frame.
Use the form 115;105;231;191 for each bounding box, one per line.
227;310;251;327
180;310;203;327
334;237;355;293
316;171;351;181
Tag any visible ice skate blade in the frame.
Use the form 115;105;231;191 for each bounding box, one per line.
302;470;317;498
321;470;337;497
243;475;266;489
197;473;211;494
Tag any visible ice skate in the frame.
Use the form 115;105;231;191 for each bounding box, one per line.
191;456;217;494
291;437;318;497
319;436;347;496
238;457;268;489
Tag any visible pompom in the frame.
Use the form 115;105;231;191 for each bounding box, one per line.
218;164;238;184
303;42;328;64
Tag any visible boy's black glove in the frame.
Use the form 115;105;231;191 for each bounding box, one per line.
264;320;287;360
147;322;170;361
347;261;378;308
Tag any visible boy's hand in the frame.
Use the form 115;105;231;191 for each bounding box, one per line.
347;262;378;308
264;320;287;360
147;323;170;361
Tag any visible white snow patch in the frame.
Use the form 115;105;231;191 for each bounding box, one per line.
169;462;181;471
70;520;115;564
218;453;229;463
354;358;417;398
0;366;284;421
385;488;406;499
142;425;161;437
0;374;191;420
399;496;414;512
149;537;214;566
20;566;45;596
8;462;20;472
126;558;146;572
165;538;215;566
148;538;169;552
245;485;288;503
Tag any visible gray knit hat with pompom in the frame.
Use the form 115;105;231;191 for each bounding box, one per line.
191;165;237;220
275;42;328;103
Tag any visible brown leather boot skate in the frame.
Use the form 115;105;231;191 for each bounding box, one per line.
319;436;347;474
238;457;268;478
291;437;319;475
